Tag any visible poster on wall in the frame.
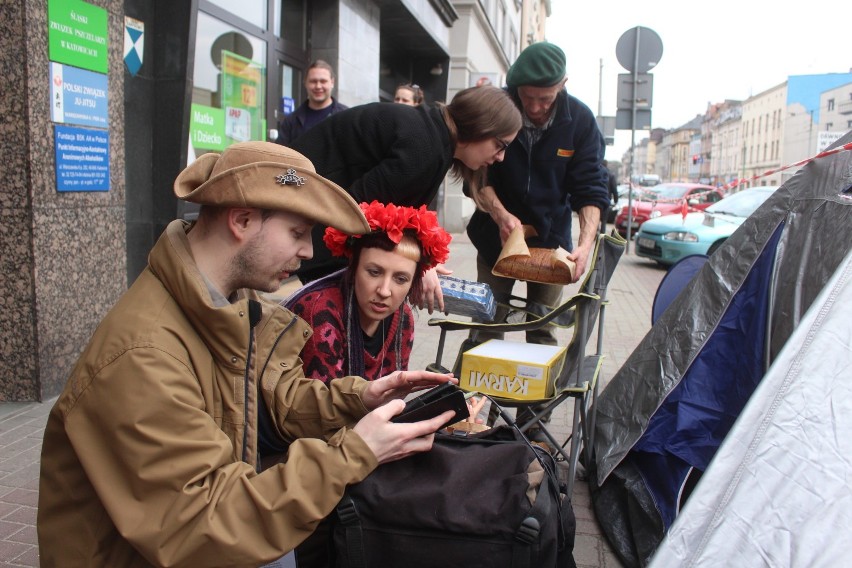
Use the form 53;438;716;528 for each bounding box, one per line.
48;0;109;74
190;104;228;151
50;62;108;128
54;124;110;192
220;50;266;144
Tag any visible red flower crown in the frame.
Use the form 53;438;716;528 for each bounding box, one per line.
324;201;452;271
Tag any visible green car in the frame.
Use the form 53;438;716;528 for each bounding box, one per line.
635;186;779;265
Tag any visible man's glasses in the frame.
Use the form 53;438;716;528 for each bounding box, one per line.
494;137;511;153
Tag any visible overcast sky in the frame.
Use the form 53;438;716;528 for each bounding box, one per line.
547;2;852;161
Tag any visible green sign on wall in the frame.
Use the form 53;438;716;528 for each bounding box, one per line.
48;0;108;74
221;51;266;143
190;104;228;151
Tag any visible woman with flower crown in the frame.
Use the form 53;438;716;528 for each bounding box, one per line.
285;201;452;384
288;85;523;314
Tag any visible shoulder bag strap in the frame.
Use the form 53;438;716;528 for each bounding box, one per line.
335;494;366;568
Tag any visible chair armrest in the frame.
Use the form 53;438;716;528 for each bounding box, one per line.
427;292;598;334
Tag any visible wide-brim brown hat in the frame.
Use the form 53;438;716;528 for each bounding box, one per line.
174;141;369;235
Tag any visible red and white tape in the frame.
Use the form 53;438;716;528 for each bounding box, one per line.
626;140;852;219
719;140;852;191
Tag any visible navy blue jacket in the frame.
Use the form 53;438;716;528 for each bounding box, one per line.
466;90;609;267
276;98;348;146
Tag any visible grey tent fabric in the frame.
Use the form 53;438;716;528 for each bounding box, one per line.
594;131;852;485
650;249;852;567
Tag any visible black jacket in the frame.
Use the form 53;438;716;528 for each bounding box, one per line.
290;102;454;281
466;90;609;267
276;98;348;146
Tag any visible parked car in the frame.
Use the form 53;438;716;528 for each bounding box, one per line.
607;184;654;223
634;186;780;265
615;182;723;237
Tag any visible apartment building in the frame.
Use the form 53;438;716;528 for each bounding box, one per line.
658;116;702;182
816;81;852;152
709;103;743;188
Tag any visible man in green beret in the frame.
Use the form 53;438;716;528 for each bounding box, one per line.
464;42;610;431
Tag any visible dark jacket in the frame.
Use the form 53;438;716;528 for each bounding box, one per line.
608;170;619;203
291;102;454;281
277;98;348;146
466;90;609;267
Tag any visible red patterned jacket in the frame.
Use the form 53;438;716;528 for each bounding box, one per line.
286;274;414;383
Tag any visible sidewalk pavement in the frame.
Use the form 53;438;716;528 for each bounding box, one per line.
0;230;665;567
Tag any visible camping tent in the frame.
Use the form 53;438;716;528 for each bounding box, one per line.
590;131;852;567
650;249;852;566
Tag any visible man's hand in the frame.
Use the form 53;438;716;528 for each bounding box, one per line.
361;370;456;410
566;242;593;283
566;205;602;283
415;264;452;314
353;401;454;464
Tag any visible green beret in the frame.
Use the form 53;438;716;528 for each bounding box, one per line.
506;42;566;88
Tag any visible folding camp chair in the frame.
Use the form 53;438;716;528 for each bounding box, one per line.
427;232;626;494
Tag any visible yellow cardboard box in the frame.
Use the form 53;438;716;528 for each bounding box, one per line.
460;340;566;401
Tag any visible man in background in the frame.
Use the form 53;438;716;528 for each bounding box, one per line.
277;60;347;145
602;159;619;233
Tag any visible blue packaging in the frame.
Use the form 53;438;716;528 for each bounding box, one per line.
438;275;496;321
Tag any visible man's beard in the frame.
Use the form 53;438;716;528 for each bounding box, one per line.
230;235;299;293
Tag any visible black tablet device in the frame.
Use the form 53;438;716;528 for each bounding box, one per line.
391;383;470;430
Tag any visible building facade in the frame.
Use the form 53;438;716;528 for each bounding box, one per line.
624;73;852;191
819;81;852;139
659;116;701;183
1;0;541;401
442;0;526;231
709;102;743;188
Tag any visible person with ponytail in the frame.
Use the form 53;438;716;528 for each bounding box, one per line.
287;85;521;313
286;201;452;384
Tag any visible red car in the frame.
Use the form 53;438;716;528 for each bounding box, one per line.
615;182;724;237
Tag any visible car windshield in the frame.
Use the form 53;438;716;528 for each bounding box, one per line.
707;188;776;217
652;184;693;199
626;187;659;200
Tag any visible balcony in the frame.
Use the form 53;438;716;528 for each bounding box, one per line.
838;99;852;115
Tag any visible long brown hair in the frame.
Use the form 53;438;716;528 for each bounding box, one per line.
439;85;522;191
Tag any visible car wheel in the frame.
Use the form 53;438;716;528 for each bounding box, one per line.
707;240;726;256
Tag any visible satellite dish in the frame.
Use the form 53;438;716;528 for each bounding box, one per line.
616;26;663;73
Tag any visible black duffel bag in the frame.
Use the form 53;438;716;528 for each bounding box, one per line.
331;426;576;568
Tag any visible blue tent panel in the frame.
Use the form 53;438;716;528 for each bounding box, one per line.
632;223;784;528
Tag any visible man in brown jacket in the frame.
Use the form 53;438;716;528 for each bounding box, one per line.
37;142;455;567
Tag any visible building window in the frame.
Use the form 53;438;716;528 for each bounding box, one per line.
827;98;835;111
190;11;267;157
275;0;307;47
825;122;833;131
207;0;267;28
